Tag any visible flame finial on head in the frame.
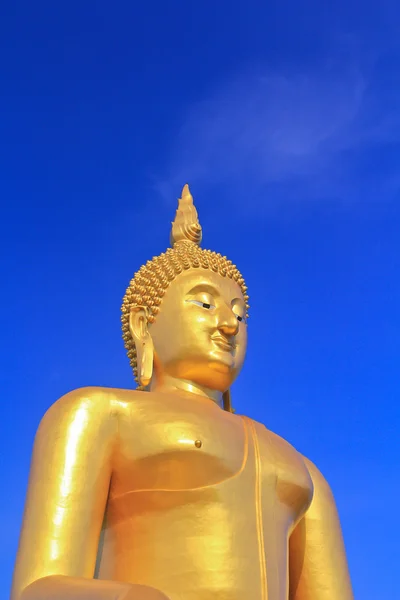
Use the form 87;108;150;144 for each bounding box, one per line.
170;184;203;247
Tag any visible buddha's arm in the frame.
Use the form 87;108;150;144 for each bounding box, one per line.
11;388;168;600
288;458;354;600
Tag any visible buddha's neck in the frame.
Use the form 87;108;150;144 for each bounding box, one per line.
150;374;224;409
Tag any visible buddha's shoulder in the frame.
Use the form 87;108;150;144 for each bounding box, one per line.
41;386;143;424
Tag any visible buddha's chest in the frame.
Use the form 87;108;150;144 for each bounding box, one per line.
110;396;312;523
112;395;246;493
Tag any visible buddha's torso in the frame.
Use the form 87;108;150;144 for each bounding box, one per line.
96;390;313;600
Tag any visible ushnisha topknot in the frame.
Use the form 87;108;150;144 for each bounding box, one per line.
121;184;249;387
170;184;203;246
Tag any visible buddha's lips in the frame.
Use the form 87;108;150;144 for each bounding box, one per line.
212;335;236;352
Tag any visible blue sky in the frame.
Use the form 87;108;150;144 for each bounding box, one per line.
1;1;399;597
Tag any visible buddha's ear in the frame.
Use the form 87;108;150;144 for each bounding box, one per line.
129;306;154;387
129;305;148;341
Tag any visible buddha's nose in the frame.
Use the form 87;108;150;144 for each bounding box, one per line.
218;309;239;337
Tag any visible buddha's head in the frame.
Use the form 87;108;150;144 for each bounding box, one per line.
121;185;249;411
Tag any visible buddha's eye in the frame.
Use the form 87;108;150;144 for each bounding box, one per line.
233;312;246;323
231;300;246;324
188;299;216;310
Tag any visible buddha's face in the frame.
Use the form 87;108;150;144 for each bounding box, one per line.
149;269;248;392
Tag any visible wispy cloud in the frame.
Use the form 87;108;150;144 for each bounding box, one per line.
156;48;400;206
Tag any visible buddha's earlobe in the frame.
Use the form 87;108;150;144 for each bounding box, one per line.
129;306;154;388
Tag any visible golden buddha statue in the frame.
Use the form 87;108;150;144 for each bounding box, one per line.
11;185;354;600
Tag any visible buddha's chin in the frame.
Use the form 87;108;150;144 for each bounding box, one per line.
164;353;239;391
208;356;234;373
193;363;237;392
208;347;236;371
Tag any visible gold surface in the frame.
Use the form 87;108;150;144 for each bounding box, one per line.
11;186;354;599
